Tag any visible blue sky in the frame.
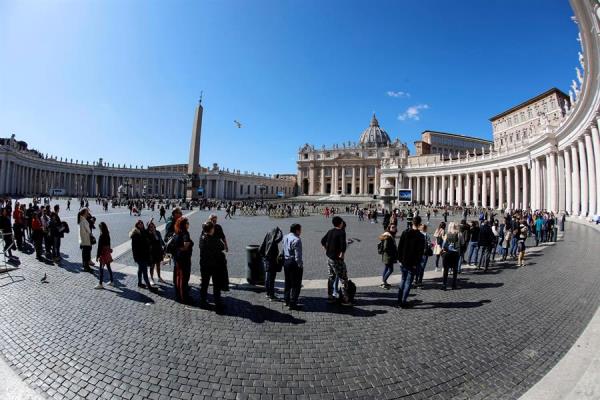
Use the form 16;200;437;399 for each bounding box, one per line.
0;0;578;174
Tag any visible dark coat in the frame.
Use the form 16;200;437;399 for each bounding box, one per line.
379;231;397;265
199;233;228;290
397;228;425;269
478;224;495;247
259;227;283;263
130;228;150;264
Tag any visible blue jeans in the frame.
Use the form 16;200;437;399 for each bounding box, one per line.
382;263;394;284
416;256;428;284
467;242;479;264
398;266;415;305
510;237;518;257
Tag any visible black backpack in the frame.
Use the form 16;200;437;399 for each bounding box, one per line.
346;280;357;303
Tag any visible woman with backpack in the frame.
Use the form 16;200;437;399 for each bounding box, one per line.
378;224;398;289
432;222;446;271
95;222;114;289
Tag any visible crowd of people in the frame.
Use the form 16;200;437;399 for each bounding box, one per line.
0;194;570;313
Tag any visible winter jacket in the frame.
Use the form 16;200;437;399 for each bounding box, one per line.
379;231;397;265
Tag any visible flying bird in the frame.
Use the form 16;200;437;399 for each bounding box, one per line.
41;273;48;283
234;120;242;128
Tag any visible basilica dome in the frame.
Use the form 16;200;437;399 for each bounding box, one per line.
359;114;391;146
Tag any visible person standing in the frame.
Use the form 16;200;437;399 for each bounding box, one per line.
432;222;446;271
415;223;432;287
199;221;228;311
517;220;529;267
130;220;156;292
78;208;93;272
12;203;24;251
378;224;397;289
396;215;425;308
95;222;114;289
259;227;283;301
147;221;165;284
49;205;64;262
0;207;15;259
31;212;44;260
441;222;460;290
321;216;351;305
173;217;193;303
466;221;480;265
282;223;303;310
477;220;495;271
158;205;166;222
209;214;229;252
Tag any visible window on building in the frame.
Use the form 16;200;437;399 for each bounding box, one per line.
325;152;331;158
303;153;308;159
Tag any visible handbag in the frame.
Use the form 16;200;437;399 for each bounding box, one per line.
89;233;97;245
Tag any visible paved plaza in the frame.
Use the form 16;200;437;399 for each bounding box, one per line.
0;201;599;399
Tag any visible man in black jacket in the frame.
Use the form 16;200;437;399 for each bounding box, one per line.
477;220;495;271
321;216;350;305
397;216;425;308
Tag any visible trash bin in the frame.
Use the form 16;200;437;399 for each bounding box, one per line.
245;245;264;285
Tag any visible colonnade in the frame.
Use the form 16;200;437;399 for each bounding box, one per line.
400;119;600;217
0;158;184;198
307;165;380;196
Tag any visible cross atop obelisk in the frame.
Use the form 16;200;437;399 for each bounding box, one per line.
187;96;203;199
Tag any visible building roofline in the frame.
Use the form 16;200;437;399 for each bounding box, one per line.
418;130;493;144
489;87;569;121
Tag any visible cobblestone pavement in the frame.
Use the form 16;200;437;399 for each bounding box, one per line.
0;209;599;399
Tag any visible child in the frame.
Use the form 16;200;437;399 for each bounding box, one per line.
95;222;114;289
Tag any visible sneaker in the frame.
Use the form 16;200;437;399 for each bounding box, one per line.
107;281;114;287
137;283;147;289
150;279;157;287
94;283;104;290
89;260;96;266
341;300;353;306
327;296;337;304
379;283;387;289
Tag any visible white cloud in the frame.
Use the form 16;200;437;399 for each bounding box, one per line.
398;104;429;121
386;90;410;98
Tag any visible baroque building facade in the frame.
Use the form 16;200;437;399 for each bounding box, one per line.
297;114;409;197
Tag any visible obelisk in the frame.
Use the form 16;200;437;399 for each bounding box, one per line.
187;98;203;200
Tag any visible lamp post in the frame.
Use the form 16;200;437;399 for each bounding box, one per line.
179;174;194;203
122;179;132;200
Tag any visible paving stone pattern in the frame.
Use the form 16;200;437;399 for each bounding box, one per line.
0;210;599;399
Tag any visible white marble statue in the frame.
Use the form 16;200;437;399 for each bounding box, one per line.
576;67;584;85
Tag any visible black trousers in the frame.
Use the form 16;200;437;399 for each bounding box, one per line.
283;259;303;306
200;268;221;304
442;251;459;289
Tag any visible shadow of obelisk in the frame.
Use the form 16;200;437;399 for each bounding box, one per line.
187;98;203;200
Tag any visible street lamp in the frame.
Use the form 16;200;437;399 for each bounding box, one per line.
178;173;194;203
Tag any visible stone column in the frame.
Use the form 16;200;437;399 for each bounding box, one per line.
441;175;447;206
465;173;471;206
416;176;421;203
549;153;559;213
571;144;581;215
351;167;356;195
331;166;337;195
424;176;430;204
481;171;487;208
457;174;463;206
557;152;565;213
449;175;455;206
506;167;512;209
578;138;589;216
473;172;480;207
341;166;346;195
489;170;496;210
513;165;520;209
432;176;438;205
584;131;596;216
592;122;600;216
308;167;315;195
564;150;572;215
321;167;326;195
358;167;363;196
522;164;529;210
497;169;504;210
